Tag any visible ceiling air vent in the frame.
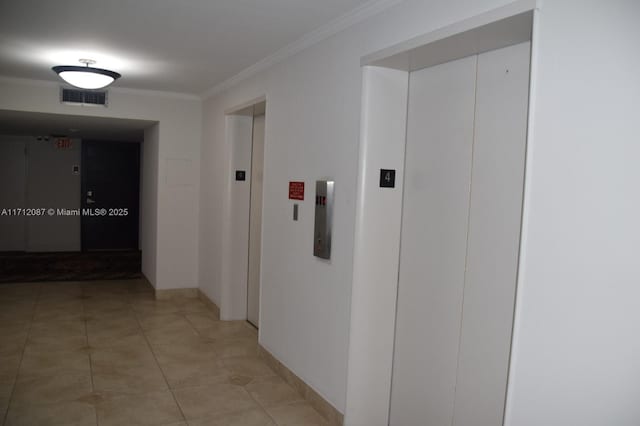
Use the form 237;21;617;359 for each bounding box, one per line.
60;87;108;106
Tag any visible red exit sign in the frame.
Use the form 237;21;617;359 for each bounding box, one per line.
55;138;73;149
289;181;304;200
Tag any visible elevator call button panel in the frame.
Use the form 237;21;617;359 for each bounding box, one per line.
313;180;334;259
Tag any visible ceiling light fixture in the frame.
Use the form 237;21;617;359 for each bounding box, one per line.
52;59;121;90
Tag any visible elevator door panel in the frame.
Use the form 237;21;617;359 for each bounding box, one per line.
452;41;530;426
389;54;477;426
390;42;530;426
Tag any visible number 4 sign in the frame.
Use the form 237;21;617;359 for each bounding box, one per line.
379;169;396;188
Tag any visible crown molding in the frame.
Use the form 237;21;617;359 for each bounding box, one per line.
0;75;201;101
201;0;403;99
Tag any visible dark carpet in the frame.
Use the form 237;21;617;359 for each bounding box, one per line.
0;250;142;283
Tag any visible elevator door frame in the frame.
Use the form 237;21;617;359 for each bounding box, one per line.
344;2;540;424
220;96;267;322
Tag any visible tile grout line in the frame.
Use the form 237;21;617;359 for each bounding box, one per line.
177;307;313;425
91;283;159;424
1;280;160;425
183;312;218;339
81;284;99;426
171;308;232;423
241;384;283;426
2;284;319;426
139;301;267;425
2;284;42;426
168;312;282;426
131;300;189;424
212;325;299;425
240;372;330;426
239;346;305;426
257;347;335;425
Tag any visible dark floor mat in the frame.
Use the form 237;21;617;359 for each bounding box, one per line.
0;251;142;283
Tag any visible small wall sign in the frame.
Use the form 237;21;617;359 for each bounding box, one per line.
379;169;396;188
289;181;305;200
55;138;73;149
235;170;246;181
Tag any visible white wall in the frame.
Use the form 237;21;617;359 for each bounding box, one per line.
199;0;522;412
199;101;225;304
26;137;81;252
505;1;640;425
345;66;408;423
200;0;640;420
141;124;159;285
0;135;82;252
0;78;202;289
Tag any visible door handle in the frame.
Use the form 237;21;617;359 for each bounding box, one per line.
86;198;96;204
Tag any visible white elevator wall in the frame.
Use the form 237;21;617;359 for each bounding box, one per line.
247;114;265;327
390;42;530;426
0;136;28;251
390;54;478;426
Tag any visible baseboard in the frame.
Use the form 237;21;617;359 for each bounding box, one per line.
154;287;198;300
191;290;340;423
258;344;344;426
197;289;221;320
193;290;339;422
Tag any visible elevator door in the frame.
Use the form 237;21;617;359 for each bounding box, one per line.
390;42;530;426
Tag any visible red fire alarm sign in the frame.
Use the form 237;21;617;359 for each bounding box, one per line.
289;181;304;200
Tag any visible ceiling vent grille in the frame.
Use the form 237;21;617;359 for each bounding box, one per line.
60;87;108;106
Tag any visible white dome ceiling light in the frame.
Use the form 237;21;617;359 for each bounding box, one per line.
52;59;121;90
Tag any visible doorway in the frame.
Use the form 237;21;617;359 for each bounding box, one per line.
389;42;530;425
81;140;141;251
247;102;266;328
220;98;267;321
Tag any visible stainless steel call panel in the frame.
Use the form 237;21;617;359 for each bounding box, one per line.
313;180;334;259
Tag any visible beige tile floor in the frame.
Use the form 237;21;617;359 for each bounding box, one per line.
0;279;329;426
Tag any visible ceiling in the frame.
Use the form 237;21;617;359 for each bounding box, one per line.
0;109;154;141
0;0;374;94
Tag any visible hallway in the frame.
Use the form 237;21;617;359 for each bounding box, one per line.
0;280;328;426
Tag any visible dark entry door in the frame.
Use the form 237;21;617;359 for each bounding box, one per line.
81;141;140;251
